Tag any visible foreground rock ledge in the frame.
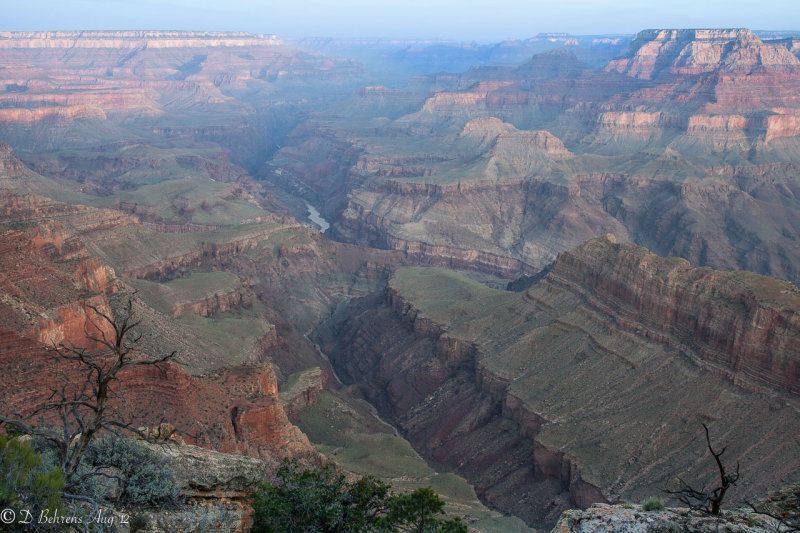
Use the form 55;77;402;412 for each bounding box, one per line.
551;503;780;533
134;442;269;533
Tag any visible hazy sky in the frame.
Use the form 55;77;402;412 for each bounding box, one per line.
5;0;799;41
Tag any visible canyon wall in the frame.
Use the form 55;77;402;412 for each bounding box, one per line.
0;30;364;131
548;236;800;394
332;162;800;285
316;291;581;527
606;29;800;79
317;237;800;529
0;31;282;48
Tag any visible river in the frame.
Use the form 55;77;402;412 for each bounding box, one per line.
305;201;330;233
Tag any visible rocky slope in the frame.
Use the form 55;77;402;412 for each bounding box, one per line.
0;187;323;467
0;30;371;236
0;139;417;465
2;26;800;532
0;146;532;529
134;438;270;533
550;235;800;394
316;236;800;529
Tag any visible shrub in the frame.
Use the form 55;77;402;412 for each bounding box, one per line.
641;496;665;512
252;459;467;532
0;434;65;522
252;460;388;532
129;512;150;532
387;485;466;532
88;437;180;507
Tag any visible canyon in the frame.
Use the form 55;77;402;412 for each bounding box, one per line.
316;235;800;527
266;28;800;286
0;28;798;532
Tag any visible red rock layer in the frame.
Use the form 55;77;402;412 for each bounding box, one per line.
547;235;800;395
171;290;251;318
0;190;317;465
0;330;314;466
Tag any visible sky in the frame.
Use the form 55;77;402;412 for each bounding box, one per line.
4;0;799;42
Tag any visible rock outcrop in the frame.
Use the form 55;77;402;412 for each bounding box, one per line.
332;157;800;284
551;503;779;533
0;189;319;470
0;193;120;348
549;235;800;394
279;366;328;422
133;440;270;533
139;440;269;499
171;289;250;318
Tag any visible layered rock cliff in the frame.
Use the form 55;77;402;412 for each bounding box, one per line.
548;235;800;394
0;31;282;49
135;439;270;533
606;29;800;79
317;237;800;529
0;194;119;347
0;30;364;129
331;148;800;284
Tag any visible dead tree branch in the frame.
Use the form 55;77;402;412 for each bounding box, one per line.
665;423;739;515
0;297;176;491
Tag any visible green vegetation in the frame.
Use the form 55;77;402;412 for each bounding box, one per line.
390;267;515;329
92;177;269;226
174;313;271;373
641;496;665;512
748;483;800;531
129;512;150;532
0;434;180;530
252;459;466;533
296;391;432;479
0;434;65;519
88;437;180;507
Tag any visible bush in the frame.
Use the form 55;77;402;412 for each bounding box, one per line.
387;486;466;532
641;496;665;512
129;512;150;532
0;434;65;526
88;437;180;507
252;460;388;532
252;459;467;532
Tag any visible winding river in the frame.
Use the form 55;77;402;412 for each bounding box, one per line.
305;202;330;233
